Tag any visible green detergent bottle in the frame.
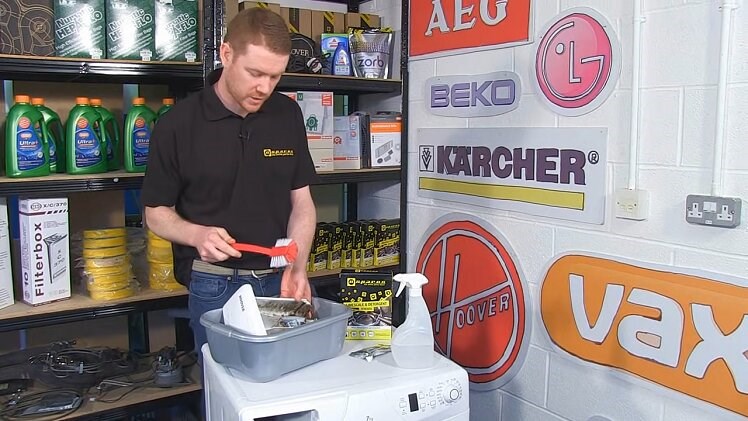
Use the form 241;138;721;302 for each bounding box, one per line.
157;98;174;117
90;98;120;171
32;97;65;173
124;97;157;173
5;95;50;178
66;97;108;174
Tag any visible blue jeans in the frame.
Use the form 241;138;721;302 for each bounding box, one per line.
188;269;282;359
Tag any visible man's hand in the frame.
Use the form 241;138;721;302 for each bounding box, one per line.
192;226;242;263
280;267;312;302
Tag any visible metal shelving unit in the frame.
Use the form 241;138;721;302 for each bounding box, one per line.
0;168;400;196
0;0;408;418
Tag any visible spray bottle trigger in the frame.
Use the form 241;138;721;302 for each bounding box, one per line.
395;280;407;297
393;273;429;297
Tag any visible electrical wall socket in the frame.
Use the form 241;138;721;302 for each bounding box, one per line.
615;188;650;220
685;194;742;228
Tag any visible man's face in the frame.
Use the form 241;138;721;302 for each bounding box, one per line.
221;42;289;114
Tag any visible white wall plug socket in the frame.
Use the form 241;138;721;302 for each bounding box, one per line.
614;189;650;221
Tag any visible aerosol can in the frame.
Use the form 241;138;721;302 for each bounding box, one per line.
391;273;435;369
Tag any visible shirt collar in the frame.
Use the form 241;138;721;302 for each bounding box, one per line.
201;67;273;121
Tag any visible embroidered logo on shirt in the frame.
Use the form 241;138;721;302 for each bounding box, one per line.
263;148;295;157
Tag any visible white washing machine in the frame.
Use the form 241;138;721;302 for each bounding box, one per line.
202;341;470;421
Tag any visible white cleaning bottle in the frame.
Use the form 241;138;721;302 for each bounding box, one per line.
391;273;435;369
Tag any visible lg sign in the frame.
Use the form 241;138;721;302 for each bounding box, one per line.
426;71;521;117
416;214;531;390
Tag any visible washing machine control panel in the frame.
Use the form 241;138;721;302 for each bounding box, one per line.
396;377;464;417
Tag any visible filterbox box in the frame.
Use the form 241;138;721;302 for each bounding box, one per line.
19;198;71;305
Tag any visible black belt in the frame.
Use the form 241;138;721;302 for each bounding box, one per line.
191;260;281;277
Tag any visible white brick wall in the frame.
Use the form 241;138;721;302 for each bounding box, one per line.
404;1;748;421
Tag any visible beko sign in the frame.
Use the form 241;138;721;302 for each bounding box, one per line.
426;71;521;118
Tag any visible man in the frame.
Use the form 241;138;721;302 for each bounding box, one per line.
141;7;318;356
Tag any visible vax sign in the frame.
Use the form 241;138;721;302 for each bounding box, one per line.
426;71;521;118
540;254;748;417
415;214;530;390
417;127;607;224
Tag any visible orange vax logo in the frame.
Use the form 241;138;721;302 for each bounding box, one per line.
540;254;748;416
416;214;531;390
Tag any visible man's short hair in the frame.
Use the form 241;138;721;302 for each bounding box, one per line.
224;7;291;55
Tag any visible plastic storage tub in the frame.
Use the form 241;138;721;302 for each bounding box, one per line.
200;297;352;383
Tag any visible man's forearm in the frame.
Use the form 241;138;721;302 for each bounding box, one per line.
144;206;202;247
287;196;316;273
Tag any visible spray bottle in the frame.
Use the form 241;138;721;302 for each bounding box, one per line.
391;272;435;369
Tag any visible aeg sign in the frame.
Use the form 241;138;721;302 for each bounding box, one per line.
415;214;531;390
426;71;521;117
540;254;748;417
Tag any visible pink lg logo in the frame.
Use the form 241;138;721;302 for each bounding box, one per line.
534;8;620;116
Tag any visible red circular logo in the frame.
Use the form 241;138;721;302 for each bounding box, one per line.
77;118;88;129
416;215;530;390
18;117;31;129
535;8;620;116
135;117;146;128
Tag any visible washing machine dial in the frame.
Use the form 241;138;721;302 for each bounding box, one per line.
441;379;462;404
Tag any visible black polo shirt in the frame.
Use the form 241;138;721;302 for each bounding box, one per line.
141;68;318;286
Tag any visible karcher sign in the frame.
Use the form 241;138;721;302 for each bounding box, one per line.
417;127;607;224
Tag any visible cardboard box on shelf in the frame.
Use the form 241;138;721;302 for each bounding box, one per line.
0;199;13;310
368;112;402;168
19;197;71;306
333;114;364;170
345;12;381;30
280;7;312;38
311;10;344;42
310;148;334;173
238;1;280;14
155;0;199;62
297;91;333;149
0;0;55;56
54;0;106;59
105;0;156;60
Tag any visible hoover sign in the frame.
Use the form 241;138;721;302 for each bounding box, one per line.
540;254;748;417
415;214;531;390
426;71;521;117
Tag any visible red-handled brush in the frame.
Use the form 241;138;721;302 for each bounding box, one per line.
231;238;298;268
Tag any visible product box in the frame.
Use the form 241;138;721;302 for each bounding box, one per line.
54;0;106;58
374;219;400;267
310;148;333;173
368;112;402;168
0;199;14;310
340;222;358;269
297;91;334;149
311;10;343;43
280;6;312;38
333;114;366;170
308;223;330;272
0;0;55;56
326;223;344;270
238;1;280;14
19;197;70;306
105;0;156;60
345;12;381;30
339;269;393;341
360;221;377;268
320;33;350;76
155;0;199;62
